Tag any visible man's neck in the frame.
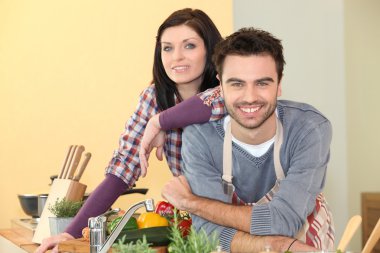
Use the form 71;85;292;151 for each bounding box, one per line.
230;114;277;145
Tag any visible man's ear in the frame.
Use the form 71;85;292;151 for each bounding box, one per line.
277;79;282;97
217;74;224;98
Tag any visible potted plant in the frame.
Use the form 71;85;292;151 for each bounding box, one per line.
111;210;220;253
48;197;83;235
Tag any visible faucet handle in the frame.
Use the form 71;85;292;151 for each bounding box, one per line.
144;199;155;212
101;208;121;217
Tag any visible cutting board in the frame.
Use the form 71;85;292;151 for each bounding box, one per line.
58;238;168;253
32;179;87;244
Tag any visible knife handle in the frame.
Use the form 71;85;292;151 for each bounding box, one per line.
59;145;73;179
67;145;85;179
63;145;77;179
74;152;91;181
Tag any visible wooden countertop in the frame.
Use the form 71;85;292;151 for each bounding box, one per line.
0;228;41;253
59;238;167;253
0;228;167;253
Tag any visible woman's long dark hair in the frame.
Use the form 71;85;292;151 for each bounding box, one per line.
153;8;222;111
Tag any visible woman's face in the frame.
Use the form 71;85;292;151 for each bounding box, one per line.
160;25;207;90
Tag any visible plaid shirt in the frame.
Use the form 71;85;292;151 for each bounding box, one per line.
198;86;226;121
105;85;226;188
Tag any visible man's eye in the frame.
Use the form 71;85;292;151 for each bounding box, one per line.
185;43;196;49
257;82;268;86
231;82;243;87
162;46;172;52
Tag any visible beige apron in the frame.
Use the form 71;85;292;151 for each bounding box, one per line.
222;117;335;250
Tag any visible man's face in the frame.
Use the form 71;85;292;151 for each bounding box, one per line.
219;54;282;130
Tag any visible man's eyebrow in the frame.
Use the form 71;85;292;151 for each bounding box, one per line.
225;77;275;83
255;77;274;83
225;77;245;83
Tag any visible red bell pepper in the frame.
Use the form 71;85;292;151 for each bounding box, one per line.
155;201;176;218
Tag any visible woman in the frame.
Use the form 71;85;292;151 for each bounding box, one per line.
36;8;222;252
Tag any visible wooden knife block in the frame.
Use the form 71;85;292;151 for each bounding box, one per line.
32;179;87;244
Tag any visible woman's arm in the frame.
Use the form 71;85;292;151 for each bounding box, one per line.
159;95;212;130
139;86;225;174
35;174;127;253
160;86;225;130
36;85;159;252
64;174;127;237
106;85;159;184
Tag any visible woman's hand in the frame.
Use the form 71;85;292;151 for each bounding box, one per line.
34;232;74;253
139;114;166;177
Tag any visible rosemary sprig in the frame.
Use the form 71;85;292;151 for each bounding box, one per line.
112;235;155;253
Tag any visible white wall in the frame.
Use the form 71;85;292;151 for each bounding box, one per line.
233;0;348;250
345;0;380;251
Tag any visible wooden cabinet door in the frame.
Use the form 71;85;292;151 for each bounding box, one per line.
362;192;380;253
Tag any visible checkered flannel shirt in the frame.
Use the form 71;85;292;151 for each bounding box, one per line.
105;85;226;188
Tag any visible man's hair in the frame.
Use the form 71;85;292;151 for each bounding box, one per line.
212;27;285;82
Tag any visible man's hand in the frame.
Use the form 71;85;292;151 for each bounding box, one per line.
161;175;194;211
34;232;74;253
139;114;166;177
162;176;252;233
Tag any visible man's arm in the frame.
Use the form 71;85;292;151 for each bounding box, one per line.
162;123;251;250
162;176;319;253
230;232;317;253
162;175;251;233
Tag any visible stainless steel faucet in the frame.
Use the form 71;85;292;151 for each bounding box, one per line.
89;199;155;253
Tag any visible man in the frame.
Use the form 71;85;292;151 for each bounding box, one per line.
161;27;334;252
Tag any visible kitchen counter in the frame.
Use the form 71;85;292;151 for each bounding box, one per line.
59;238;167;253
0;227;167;253
0;228;41;253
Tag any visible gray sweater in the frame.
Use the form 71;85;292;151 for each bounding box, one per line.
181;100;332;251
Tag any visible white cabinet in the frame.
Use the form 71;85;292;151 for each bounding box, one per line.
0;236;28;253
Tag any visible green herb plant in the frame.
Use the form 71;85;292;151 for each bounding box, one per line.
48;197;83;218
168;210;219;253
112;235;155;253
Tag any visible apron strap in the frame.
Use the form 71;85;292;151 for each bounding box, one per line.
223;116;285;197
274;116;285;179
222;120;234;195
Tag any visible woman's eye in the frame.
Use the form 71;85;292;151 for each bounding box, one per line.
162;46;172;52
185;43;196;49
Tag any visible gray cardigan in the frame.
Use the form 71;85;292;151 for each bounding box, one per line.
181;100;332;251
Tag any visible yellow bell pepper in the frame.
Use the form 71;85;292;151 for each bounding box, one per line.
137;212;169;229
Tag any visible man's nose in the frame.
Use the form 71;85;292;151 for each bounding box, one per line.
242;85;258;102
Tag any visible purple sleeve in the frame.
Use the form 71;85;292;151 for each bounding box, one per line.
64;174;127;238
159;95;212;130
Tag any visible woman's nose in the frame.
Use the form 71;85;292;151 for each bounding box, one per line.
172;48;184;61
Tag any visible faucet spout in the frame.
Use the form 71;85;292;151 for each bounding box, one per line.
95;199;155;253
